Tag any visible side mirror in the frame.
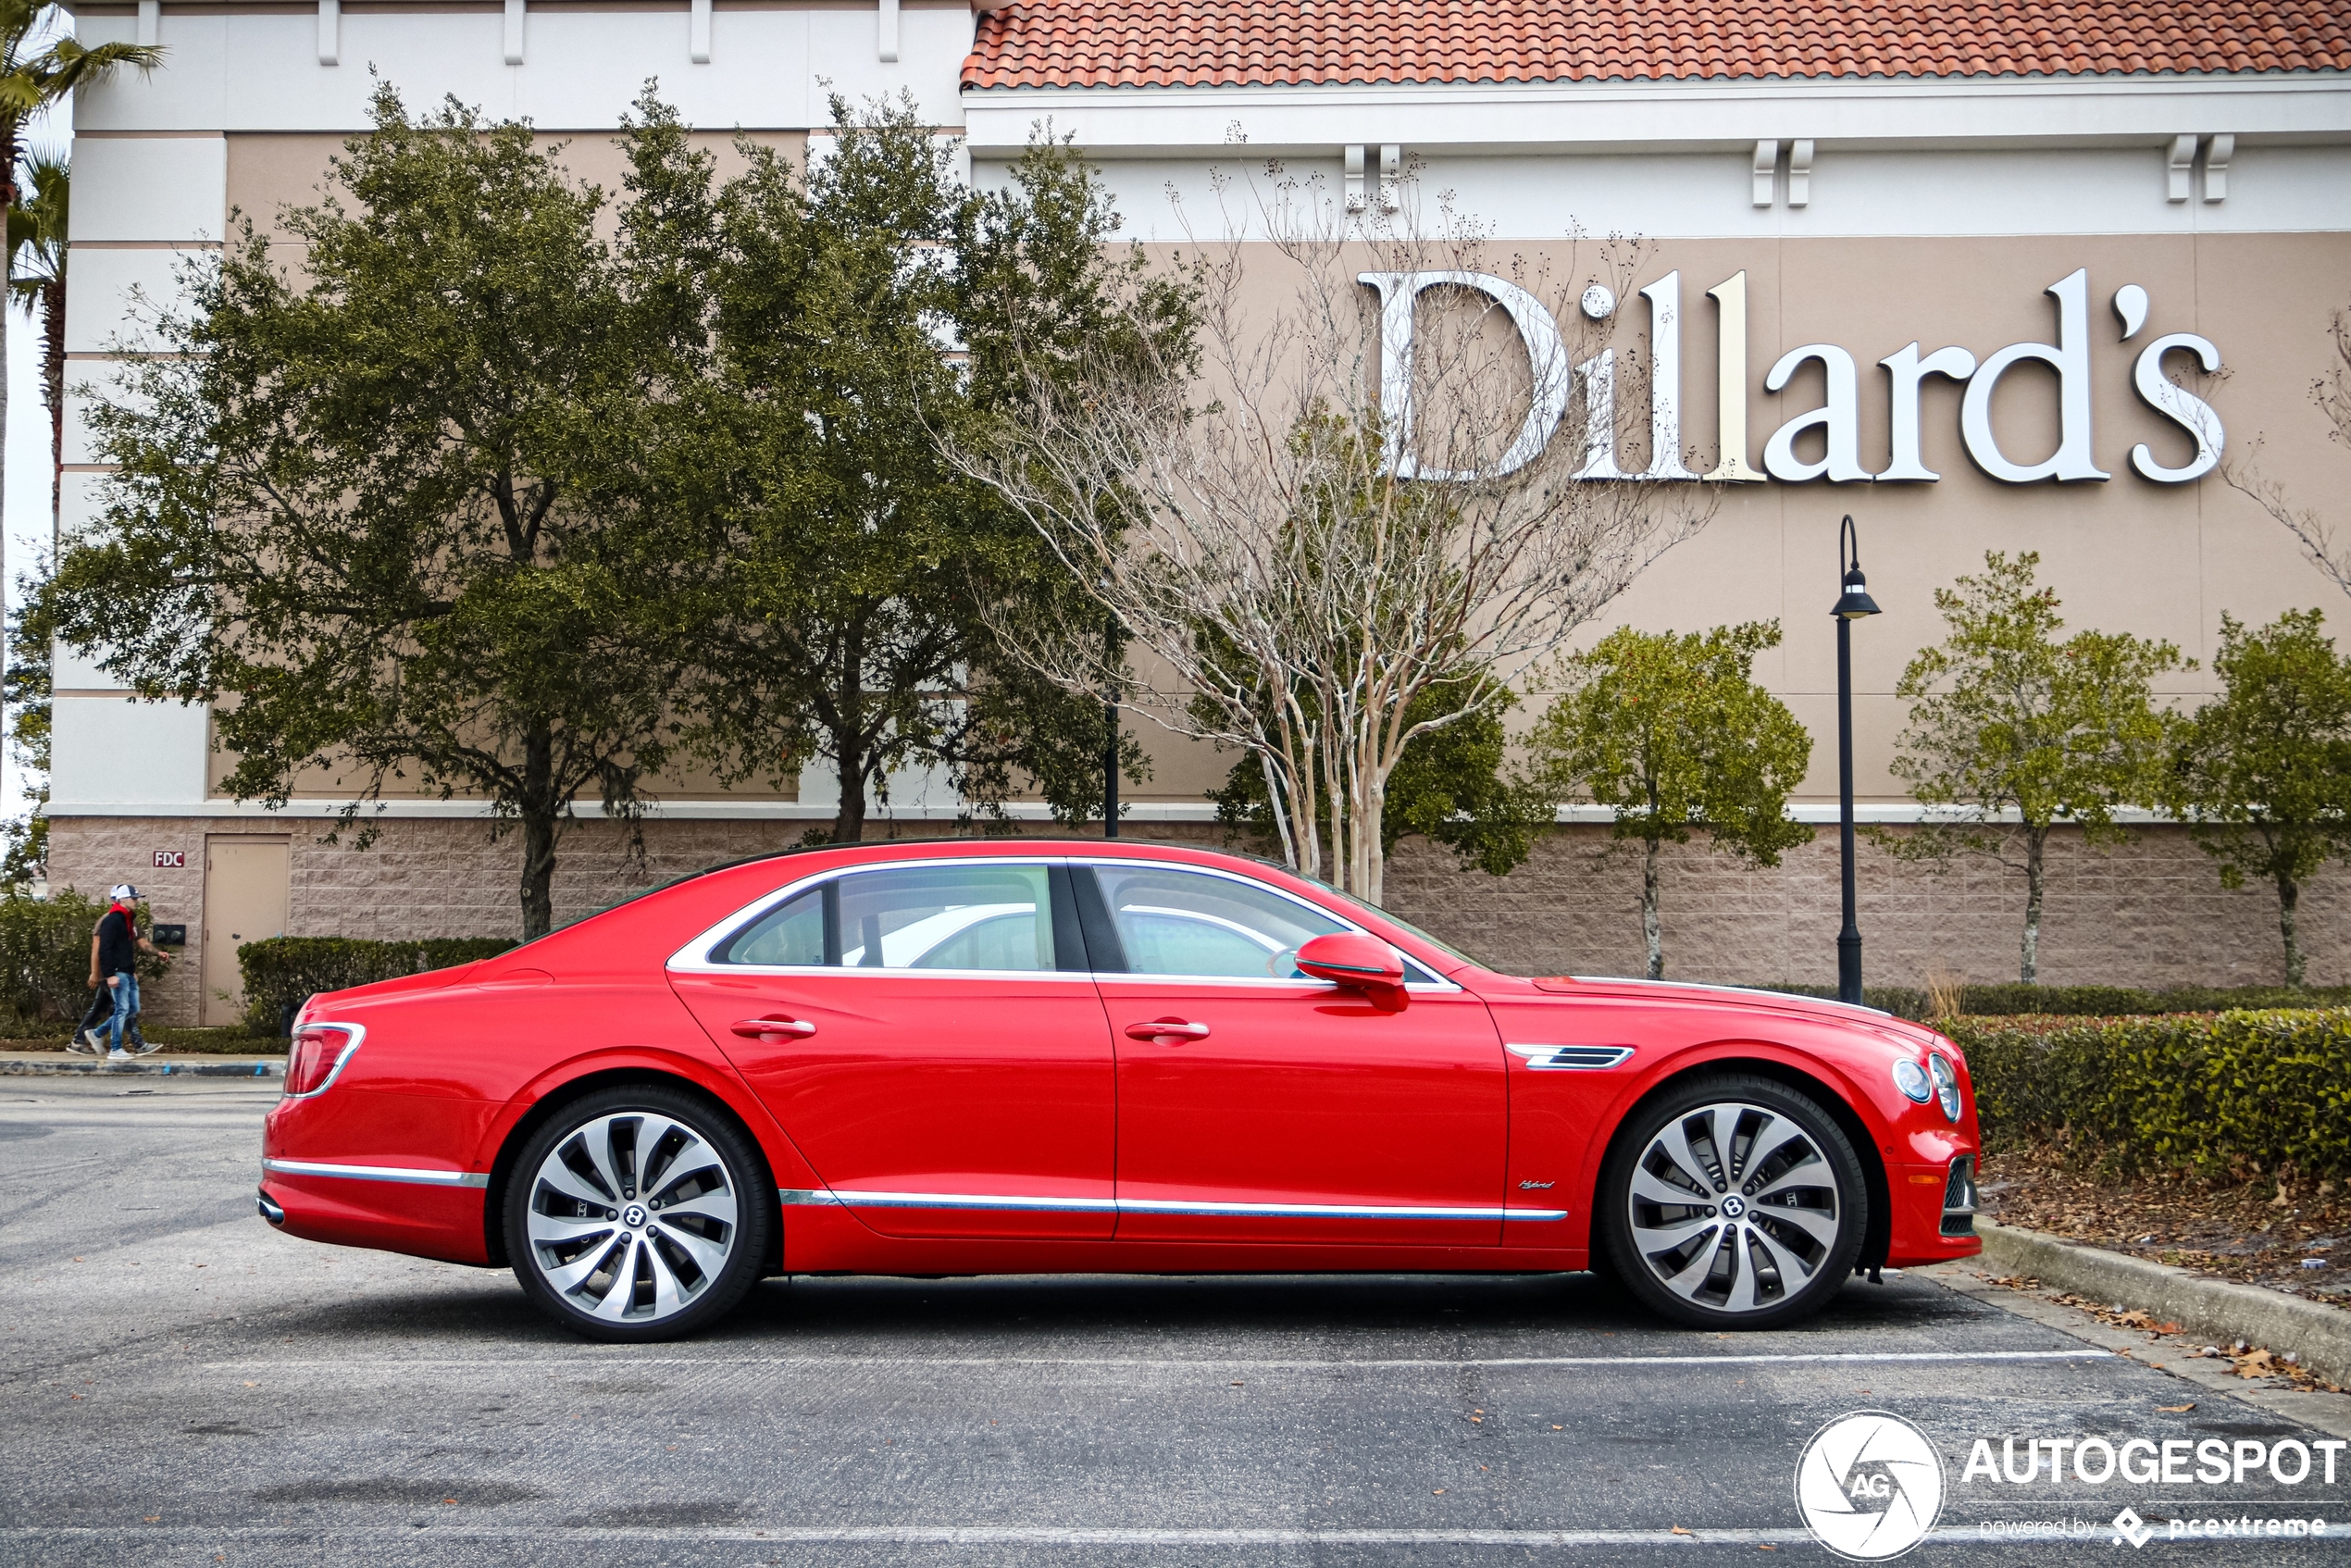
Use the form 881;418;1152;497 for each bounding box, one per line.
1295;932;1407;994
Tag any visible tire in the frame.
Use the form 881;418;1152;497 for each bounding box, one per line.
1598;1073;1867;1331
505;1084;774;1342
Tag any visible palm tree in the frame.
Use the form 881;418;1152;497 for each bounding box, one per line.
0;4;161;557
8;146;66;519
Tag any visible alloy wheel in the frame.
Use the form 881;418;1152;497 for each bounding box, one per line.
1622;1099;1845;1315
524;1110;741;1325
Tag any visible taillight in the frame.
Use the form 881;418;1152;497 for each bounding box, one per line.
284;1024;362;1098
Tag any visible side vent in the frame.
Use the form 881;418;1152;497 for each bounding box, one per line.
1506;1044;1635;1070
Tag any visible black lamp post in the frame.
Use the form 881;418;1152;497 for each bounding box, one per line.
1102;605;1120;839
1832;514;1882;1006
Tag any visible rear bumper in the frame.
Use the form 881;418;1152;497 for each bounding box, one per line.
257;1168;492;1266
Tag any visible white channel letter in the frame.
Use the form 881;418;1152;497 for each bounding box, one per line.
1360;270;1574;480
1878;342;1978;482
1702;272;1766;483
1959;268;2110;483
1574;350;1627;479
2130;331;2224;483
1762;343;1869;482
1637;272;1697;480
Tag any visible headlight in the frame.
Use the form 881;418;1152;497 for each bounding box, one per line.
1892;1058;1932;1103
1928;1052;1961;1123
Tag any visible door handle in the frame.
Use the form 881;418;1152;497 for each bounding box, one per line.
1125;1018;1210;1041
731;1016;817;1040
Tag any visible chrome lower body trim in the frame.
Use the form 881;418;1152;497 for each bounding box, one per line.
263;1157;491;1188
780;1188;1566;1223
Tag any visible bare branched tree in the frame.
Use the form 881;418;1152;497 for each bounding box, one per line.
2230;306;2351;596
947;161;1716;902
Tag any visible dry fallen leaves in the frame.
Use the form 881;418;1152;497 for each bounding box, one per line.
2158;1404;2196;1412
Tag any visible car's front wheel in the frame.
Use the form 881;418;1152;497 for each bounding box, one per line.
505;1085;773;1342
1598;1074;1867;1330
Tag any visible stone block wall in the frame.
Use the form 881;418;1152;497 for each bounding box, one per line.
45;811;2346;1027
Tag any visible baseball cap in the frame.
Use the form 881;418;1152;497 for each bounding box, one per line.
109;883;138;902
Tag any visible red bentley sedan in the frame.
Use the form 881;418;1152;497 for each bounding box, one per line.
257;840;1982;1341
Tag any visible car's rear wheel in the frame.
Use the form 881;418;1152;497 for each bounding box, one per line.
505;1085;772;1342
1598;1074;1866;1330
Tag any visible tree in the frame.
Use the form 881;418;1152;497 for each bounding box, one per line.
2230;307;2351;596
1882;551;2186;984
54;86;711;939
683;103;1181;843
1525;622;1811;980
949;166;1713;902
1210;668;1555;878
0;4;161;572
0;551;51;887
8;145;65;517
2171;609;2351;987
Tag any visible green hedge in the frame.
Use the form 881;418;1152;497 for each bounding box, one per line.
1950;1008;2351;1180
0;891;169;1030
1746;981;2351;1022
238;936;517;1036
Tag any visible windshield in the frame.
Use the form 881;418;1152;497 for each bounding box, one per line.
1296;876;1491;972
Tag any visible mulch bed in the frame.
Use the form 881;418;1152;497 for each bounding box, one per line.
1977;1144;2350;1313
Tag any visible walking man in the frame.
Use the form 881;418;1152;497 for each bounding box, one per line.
94;884;171;1063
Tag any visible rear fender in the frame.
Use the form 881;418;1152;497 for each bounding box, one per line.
475;1047;820;1269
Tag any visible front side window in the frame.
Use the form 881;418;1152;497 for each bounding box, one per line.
1089;865;1349;980
714;862;1058;972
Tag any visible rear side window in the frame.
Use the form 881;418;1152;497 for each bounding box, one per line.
841;865;1053;971
719;887;826;966
712;863;1064;972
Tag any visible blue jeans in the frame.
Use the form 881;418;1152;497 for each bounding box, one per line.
107;971;139;1052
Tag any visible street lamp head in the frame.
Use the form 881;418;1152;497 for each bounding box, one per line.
1832;515;1882;619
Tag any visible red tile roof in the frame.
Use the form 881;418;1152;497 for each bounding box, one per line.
962;1;2351;90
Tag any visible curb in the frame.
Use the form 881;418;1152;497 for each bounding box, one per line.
1977;1218;2351;1388
0;1058;280;1078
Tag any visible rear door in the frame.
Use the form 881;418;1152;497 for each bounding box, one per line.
667;858;1116;1239
1082;861;1510;1247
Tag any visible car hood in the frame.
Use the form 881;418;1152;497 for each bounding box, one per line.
1505;973;1945;1049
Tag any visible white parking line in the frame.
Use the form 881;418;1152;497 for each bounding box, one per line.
0;1524;2157;1548
204;1349;2112;1371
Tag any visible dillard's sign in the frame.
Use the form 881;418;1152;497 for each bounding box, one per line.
1364;267;2223;487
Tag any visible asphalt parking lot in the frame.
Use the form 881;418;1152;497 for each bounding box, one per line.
6;1077;2348;1566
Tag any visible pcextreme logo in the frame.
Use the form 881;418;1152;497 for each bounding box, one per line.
1795;1411;1947;1561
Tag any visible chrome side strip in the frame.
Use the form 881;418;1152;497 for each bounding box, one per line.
795;1188;1119;1214
262;1157;490;1188
1507;1043;1636;1070
780;1187;1566;1222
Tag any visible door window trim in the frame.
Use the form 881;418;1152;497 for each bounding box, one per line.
666;853;1462;992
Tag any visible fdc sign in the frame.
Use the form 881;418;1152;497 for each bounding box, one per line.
1363;267;2222;487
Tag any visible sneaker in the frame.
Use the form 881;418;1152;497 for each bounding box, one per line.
131;1034;162;1056
106;1049;135;1063
82;1028;108;1053
65;1033;96;1056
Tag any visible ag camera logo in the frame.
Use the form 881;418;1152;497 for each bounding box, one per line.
1797;1411;1947;1560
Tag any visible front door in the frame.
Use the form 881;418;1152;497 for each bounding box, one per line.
668;858;1116;1239
1081;862;1509;1247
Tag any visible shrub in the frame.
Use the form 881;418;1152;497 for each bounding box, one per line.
1949;1008;2351;1180
238;936;517;1036
1745;980;2351;1022
0;891;169;1031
